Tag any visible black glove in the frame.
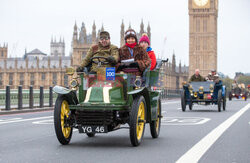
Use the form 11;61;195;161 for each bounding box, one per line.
117;63;127;71
76;66;84;72
129;62;139;68
107;56;116;64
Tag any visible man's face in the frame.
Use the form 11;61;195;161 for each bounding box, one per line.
212;71;216;76
195;70;199;76
99;36;110;47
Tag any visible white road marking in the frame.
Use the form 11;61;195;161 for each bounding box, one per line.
176;103;250;163
162;101;180;105
33;119;53;124
0;118;22;122
162;117;210;125
177;108;181;110
0;116;53;125
162;111;167;114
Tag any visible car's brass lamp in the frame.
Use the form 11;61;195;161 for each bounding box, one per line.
199;86;204;94
134;76;142;89
70;79;79;90
189;85;193;94
194;92;198;97
66;67;75;76
210;84;214;93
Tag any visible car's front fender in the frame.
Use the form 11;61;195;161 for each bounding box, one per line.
53;85;79;105
53;85;71;94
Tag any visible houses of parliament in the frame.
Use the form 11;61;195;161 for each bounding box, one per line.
0;20;189;90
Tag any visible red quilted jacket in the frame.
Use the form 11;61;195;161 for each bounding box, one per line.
147;50;156;70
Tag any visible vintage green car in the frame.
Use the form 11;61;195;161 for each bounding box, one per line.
53;57;167;146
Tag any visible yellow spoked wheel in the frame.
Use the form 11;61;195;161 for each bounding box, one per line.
150;99;161;138
136;101;145;140
130;96;146;146
61;100;71;138
54;96;73;145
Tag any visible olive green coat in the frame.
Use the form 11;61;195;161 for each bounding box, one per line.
189;74;206;82
80;43;119;72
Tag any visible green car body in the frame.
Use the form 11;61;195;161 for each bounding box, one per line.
53;59;166;146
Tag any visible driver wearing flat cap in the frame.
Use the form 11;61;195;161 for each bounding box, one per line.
77;31;119;73
206;69;220;83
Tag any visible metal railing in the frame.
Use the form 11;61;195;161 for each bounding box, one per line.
0;86;57;110
160;88;182;99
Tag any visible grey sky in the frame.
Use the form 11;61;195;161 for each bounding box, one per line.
0;0;249;78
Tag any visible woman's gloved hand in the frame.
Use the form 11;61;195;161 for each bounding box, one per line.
129;62;139;68
117;63;128;71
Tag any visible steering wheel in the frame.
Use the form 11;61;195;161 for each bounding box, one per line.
90;56;110;66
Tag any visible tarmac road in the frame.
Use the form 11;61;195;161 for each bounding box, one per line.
0;99;249;163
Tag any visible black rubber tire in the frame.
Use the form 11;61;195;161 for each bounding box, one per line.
54;96;73;145
189;102;193;110
218;90;222;112
86;133;95;137
223;90;226;111
245;93;247;101
181;91;186;112
229;92;232;101
150;99;161;138
129;95;146;147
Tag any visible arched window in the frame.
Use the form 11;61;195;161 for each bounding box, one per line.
20;73;24;85
9;73;13;85
53;73;57;85
64;74;68;86
30;73;35;85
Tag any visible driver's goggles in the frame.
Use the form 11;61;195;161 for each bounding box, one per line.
100;37;109;40
125;31;136;36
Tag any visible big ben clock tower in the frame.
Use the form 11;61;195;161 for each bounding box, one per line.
189;0;218;77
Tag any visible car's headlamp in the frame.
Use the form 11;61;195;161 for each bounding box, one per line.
210;84;214;92
70;79;78;88
189;85;193;90
189;85;193;93
232;93;235;96
194;92;198;97
134;76;142;88
199;86;204;94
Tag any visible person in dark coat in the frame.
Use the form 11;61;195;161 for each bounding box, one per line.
116;29;151;76
189;69;206;82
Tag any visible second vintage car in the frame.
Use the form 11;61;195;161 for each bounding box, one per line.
181;81;226;112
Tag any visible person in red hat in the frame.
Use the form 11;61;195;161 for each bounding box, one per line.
139;33;156;70
116;29;151;76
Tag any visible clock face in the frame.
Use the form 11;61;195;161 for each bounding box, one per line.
194;0;209;7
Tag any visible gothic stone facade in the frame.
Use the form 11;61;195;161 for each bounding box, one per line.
0;43;71;89
189;0;218;77
160;54;189;90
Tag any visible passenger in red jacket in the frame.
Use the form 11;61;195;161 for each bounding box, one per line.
139;33;156;70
